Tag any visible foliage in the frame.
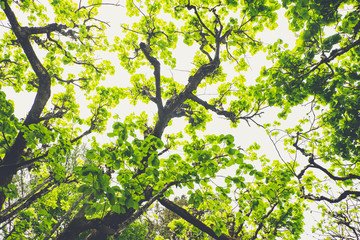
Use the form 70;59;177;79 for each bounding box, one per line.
146;195;196;239
117;220;148;240
0;0;359;239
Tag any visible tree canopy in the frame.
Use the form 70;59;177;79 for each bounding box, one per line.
0;0;359;239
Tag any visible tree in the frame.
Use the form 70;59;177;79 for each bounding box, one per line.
0;0;359;239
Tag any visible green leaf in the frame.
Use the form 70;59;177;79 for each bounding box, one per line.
86;150;97;160
125;197;135;208
106;192;116;205
255;172;265;180
226;0;238;8
78;185;92;194
322;34;342;50
85;205;97;215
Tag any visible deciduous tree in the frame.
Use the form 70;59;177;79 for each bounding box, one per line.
0;0;359;239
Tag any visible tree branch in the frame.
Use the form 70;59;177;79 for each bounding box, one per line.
305;190;360;203
158;197;233;240
113;182;178;238
141;86;157;103
293;134;360;203
0;0;52;208
56;184;155;239
187;93;237;122
293;136;360;182
185;4;216;38
298;37;360;79
139;42;163;112
252;201;279;240
1;0;51;126
0;151;48;176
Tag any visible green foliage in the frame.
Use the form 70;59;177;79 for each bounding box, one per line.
0;91;19;158
0;0;359;239
118;220;148;240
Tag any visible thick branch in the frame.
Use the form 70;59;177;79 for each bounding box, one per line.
0;0;52;208
1;0;51;126
143;3;225;139
151;57;220;138
56;185;155;239
139;42;163;112
158;197;233;240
